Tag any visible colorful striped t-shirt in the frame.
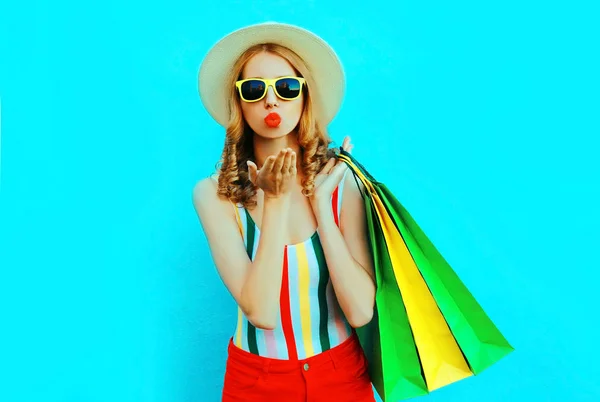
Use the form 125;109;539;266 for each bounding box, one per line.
231;183;353;360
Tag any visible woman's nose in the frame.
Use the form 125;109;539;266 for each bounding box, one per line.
264;86;279;108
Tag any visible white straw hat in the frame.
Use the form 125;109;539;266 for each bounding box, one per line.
198;22;345;128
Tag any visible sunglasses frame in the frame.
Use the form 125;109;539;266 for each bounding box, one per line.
235;76;306;103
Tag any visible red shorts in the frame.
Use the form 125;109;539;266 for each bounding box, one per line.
222;332;376;402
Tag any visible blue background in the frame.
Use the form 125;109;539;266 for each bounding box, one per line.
1;1;599;401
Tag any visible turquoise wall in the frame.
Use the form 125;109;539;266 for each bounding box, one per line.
1;1;599;401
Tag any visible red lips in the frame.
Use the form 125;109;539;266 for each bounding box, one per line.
264;112;282;128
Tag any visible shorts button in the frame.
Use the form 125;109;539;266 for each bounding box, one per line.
303;363;309;371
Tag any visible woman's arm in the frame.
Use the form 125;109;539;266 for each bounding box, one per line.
313;173;376;328
192;178;290;330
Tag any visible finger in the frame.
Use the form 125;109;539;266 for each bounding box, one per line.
318;157;336;175
325;157;337;173
290;151;297;175
263;155;276;172
340;136;350;152
347;138;354;153
328;160;349;183
273;149;287;172
247;161;258;184
282;148;293;172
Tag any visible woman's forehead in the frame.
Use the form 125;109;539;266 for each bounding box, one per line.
242;52;296;79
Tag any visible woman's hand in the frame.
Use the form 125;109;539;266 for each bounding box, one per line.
310;136;354;212
247;148;297;200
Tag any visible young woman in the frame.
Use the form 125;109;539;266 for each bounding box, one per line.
193;22;377;402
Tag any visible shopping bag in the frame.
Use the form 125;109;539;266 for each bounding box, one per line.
344;155;472;394
356;192;429;401
375;183;514;373
338;149;513;398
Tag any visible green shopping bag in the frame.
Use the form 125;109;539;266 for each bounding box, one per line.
356;193;429;401
339;149;514;382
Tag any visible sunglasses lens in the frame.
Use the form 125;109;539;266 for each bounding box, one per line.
275;78;302;99
240;80;266;101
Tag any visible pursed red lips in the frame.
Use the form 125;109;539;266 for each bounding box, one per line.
264;112;282;128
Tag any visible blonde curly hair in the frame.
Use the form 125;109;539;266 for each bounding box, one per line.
215;43;336;209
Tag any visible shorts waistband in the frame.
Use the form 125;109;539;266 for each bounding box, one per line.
227;331;361;374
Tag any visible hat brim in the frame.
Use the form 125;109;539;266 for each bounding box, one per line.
198;22;345;128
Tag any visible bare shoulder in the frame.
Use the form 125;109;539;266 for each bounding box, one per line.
192;176;217;205
340;167;374;275
342;169;366;201
340;169;367;226
192;175;233;222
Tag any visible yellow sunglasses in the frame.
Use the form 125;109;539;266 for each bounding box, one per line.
235;76;306;102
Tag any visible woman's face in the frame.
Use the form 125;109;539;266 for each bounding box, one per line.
239;52;304;139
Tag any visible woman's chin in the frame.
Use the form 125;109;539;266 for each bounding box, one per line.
253;125;295;139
